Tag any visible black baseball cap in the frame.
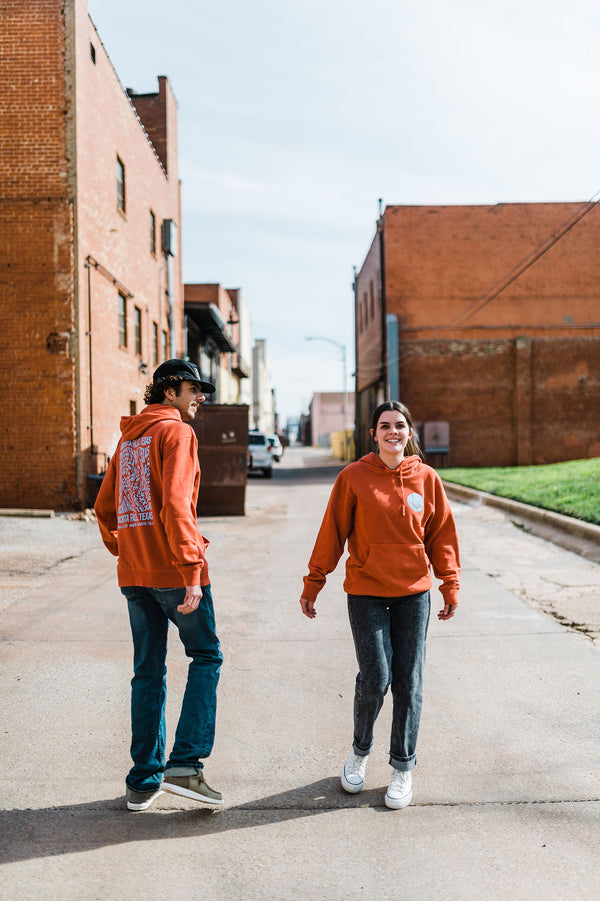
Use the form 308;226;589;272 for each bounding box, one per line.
153;358;216;394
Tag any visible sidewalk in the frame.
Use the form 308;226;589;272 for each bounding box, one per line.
1;446;599;900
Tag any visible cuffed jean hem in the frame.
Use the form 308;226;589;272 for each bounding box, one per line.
352;742;373;758
125;777;163;792
389;754;416;772
165;758;205;770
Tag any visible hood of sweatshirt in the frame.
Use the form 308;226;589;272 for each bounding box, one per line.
360;451;422;476
119;404;184;441
358;451;423;515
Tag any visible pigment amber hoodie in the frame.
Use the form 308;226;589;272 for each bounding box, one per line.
302;452;460;605
95;405;209;588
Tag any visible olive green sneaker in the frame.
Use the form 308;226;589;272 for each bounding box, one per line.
162;767;223;806
126;785;164;811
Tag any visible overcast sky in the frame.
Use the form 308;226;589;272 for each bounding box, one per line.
88;0;600;423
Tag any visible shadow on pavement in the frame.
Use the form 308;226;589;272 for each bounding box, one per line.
0;778;392;864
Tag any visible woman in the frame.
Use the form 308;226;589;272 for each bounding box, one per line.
299;401;460;809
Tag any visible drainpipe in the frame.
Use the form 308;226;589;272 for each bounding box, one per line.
166;252;175;357
162;219;177;357
378;201;388;403
85;257;94;453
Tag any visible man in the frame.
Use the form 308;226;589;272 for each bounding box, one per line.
95;359;224;811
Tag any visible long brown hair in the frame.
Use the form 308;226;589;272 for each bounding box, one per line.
370;401;424;459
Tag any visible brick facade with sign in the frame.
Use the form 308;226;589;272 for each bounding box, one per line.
354;203;600;466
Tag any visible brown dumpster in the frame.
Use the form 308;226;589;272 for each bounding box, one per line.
189;404;249;516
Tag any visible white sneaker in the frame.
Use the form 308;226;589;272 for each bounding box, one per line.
385;768;413;809
341;752;369;793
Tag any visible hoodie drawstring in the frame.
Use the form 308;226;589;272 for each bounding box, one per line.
398;466;405;516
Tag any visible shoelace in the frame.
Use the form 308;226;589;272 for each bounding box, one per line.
390;769;410;787
347;754;367;776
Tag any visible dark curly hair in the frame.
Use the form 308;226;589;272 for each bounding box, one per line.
370;401;424;459
144;376;185;405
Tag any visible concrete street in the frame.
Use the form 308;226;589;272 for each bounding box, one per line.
1;446;599;900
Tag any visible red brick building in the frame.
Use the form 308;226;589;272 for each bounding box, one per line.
354;203;600;466
0;0;183;509
184;283;251;407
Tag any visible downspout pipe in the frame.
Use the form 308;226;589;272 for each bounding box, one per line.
378;204;388;402
85;257;94;453
352;265;359;460
166;252;175;357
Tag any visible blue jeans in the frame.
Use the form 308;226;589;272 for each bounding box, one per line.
121;583;223;792
347;591;430;771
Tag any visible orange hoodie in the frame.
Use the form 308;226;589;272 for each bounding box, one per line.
95;405;209;588
302;452;460;605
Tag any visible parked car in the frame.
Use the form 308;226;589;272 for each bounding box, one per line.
248;431;273;478
267;434;283;462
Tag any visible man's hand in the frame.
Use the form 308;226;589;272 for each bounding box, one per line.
438;603;457;621
299;596;316;619
178;584;203;614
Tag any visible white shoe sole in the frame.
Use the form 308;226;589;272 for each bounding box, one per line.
384;789;413;809
162;781;224;806
127;789;164;811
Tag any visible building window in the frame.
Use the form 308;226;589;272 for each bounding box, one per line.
370;281;375;319
129;400;137;416
162;329;168;360
363;292;369;325
116;156;126;213
150;210;156;255
134;306;142;356
118;292;128;348
90;42;96;64
152;322;159;365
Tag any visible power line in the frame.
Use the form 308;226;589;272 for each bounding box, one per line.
355;192;600;378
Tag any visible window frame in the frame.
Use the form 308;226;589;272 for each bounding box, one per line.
150;209;156;255
134;305;142;356
152;321;159;365
118;291;128;348
116;156;126;214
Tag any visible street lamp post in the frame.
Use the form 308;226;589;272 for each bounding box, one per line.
306;336;349;454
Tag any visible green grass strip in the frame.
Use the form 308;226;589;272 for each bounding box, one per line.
441;458;600;525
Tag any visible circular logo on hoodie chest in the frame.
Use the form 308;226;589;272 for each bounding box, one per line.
407;492;424;512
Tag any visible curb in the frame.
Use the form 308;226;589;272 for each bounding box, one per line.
0;508;55;518
442;481;600;559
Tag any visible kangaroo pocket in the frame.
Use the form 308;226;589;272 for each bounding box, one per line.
346;543;431;596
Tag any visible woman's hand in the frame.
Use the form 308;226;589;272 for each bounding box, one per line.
299;596;316;619
437;603;457;621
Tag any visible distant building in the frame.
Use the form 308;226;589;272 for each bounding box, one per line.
184;284;251;413
252;339;275;433
309;392;355;447
355;203;600;465
0;0;183;509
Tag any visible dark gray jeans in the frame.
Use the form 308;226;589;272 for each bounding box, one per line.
347;591;431;771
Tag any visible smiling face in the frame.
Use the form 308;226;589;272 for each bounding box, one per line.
371;410;413;465
163;380;206;420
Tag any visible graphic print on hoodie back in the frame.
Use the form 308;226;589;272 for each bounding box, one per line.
118;436;154;528
95;404;209;588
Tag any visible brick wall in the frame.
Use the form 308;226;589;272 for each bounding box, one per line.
0;1;78;508
0;198;78;507
1;0;184;508
355;204;600;467
75;13;183;494
399;337;600;466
